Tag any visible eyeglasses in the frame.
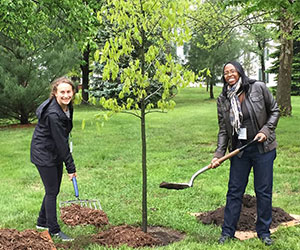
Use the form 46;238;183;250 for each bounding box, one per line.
224;69;237;76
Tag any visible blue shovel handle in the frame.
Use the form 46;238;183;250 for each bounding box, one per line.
72;177;79;198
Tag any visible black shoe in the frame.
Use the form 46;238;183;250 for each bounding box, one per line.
260;236;273;246
36;224;48;230
218;235;235;244
50;231;74;241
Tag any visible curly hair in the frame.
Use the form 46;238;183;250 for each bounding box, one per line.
50;77;75;99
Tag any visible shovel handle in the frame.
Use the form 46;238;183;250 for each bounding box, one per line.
72;177;79;198
218;138;259;165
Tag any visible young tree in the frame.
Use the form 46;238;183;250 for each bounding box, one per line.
95;0;196;232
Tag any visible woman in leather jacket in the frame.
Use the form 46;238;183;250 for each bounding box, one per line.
211;61;280;246
31;77;77;241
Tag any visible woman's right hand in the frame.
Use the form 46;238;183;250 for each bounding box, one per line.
211;157;220;168
68;172;77;181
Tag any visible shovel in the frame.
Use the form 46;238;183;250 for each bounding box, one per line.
59;177;102;210
159;138;259;190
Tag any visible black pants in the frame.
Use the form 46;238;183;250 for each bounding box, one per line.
36;164;63;234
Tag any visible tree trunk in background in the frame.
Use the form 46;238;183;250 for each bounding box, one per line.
208;76;214;99
277;12;293;116
81;43;90;104
258;41;266;83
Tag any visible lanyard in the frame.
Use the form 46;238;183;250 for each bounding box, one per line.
69;133;73;153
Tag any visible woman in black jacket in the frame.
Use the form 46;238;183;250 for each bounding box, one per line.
31;77;77;241
211;61;280;246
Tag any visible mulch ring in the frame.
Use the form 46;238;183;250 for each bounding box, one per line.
92;225;184;248
0;225;185;250
196;194;295;231
58;204;184;249
0;123;36;130
0;229;55;250
56;225;185;250
60;204;109;227
1;205;184;249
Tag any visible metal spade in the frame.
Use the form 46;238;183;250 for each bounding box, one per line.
159;138;258;190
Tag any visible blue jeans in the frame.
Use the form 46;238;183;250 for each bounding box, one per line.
222;144;276;238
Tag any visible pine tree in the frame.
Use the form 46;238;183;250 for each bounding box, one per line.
268;39;300;96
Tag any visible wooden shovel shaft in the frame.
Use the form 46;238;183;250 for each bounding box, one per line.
189;138;259;185
215;138;259;166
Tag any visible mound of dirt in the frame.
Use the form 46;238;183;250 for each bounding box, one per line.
197;194;295;231
92;225;185;248
60;204;109;227
0;229;55;250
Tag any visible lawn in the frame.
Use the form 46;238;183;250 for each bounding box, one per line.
0;87;299;249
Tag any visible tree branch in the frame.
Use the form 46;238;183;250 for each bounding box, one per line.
144;85;162;101
145;110;167;115
120;110;141;119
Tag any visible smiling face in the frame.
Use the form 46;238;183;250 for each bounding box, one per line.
224;64;240;86
54;82;74;110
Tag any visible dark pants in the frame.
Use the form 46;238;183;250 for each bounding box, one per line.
36;164;63;234
222;145;276;238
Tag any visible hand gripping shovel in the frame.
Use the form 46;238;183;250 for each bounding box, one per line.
59;177;102;210
159;138;259;190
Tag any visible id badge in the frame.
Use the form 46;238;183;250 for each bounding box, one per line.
238;127;247;140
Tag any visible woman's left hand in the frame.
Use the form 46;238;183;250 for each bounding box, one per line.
68;172;77;181
255;133;267;142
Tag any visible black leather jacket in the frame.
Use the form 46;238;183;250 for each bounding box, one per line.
214;81;280;158
30;98;76;173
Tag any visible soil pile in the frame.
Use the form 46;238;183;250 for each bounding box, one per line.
60;204;109;227
197;194;295;231
0;229;55;250
92;225;184;248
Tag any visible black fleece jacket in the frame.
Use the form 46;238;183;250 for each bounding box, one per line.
30;98;76;173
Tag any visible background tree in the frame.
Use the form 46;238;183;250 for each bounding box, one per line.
0;1;82;123
94;0;196;232
225;0;300;115
184;31;243;99
185;0;248;99
268;37;300;96
0;0;103;123
243;23;275;83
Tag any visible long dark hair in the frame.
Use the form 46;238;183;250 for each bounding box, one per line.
221;61;254;96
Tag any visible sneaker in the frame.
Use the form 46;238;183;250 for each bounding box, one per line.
218;235;237;244
36;224;48;230
260;236;273;246
50;231;74;241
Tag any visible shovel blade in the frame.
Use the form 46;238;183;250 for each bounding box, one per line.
159;181;191;190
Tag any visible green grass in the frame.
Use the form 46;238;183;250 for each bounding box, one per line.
1;87;300;249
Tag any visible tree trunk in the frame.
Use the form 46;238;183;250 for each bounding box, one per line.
140;99;147;233
20;113;29;124
140;9;148;232
81;44;90;104
277;13;293;116
258;41;266;83
208;77;214;99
